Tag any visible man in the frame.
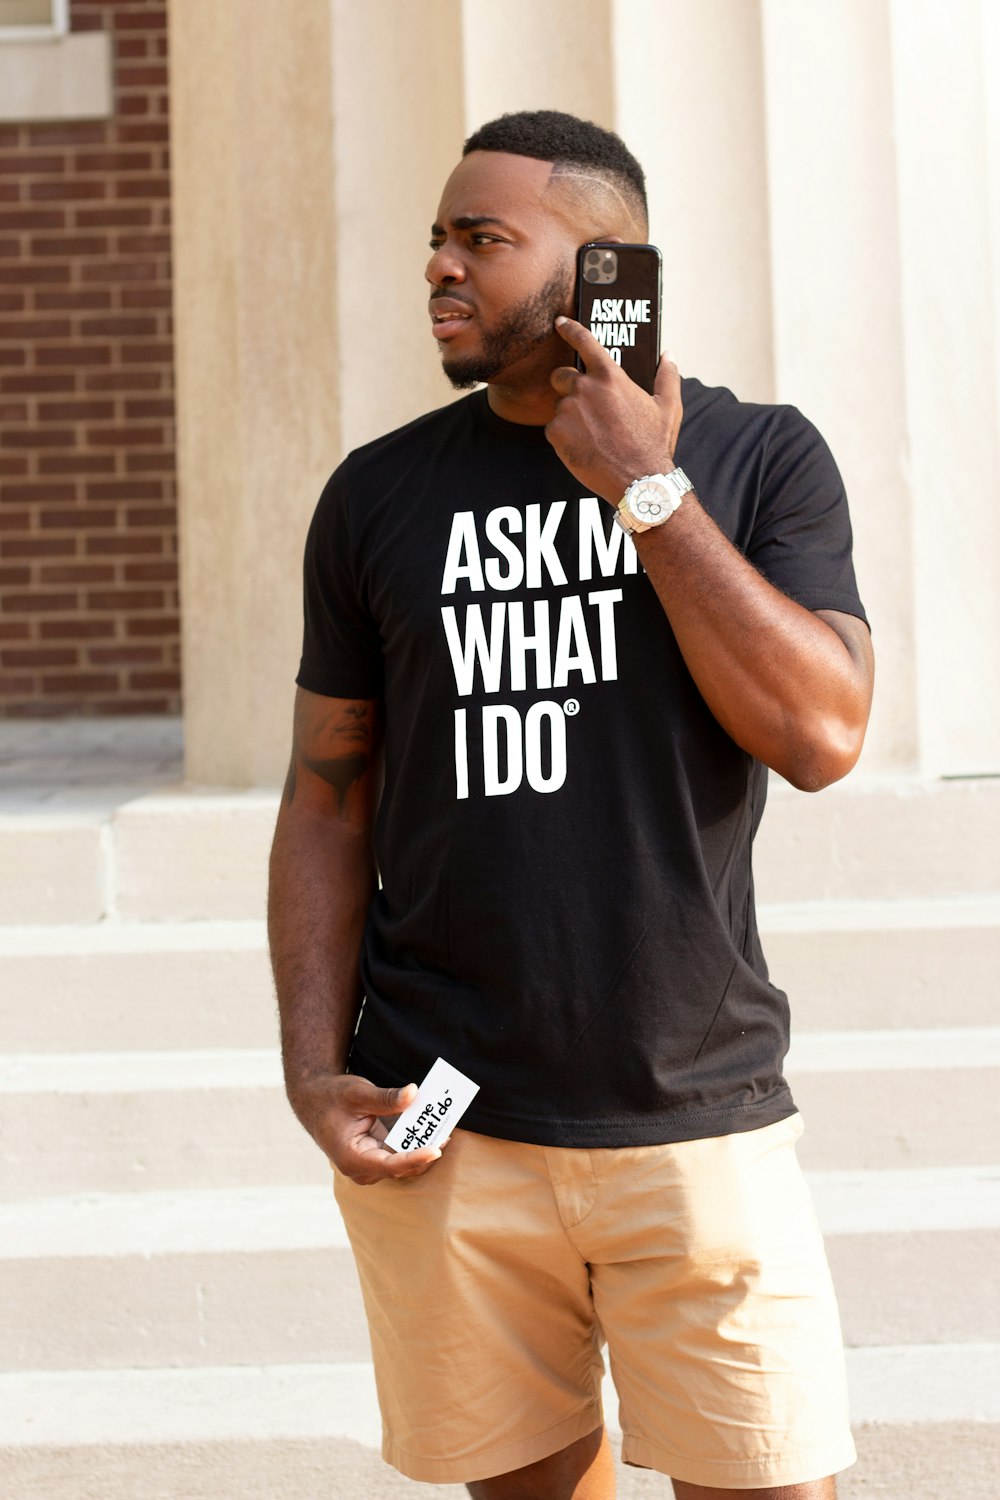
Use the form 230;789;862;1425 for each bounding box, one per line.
268;110;874;1500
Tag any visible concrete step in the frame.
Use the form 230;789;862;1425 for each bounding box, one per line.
3;897;1000;1052
3;1032;999;1195
829;1230;1000;1347
0;1185;356;1372
0;787;278;925
0;1047;315;1199
0;1245;371;1374
0;1066;320;1201
2;775;999;925
0;922;276;1052
0;1350;998;1499
792;1067;1000;1171
845;1425;1000;1500
754;774;1000;904
760;895;1000;1030
1;1171;998;1373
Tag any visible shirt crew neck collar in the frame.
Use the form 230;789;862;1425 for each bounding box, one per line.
469;388;553;450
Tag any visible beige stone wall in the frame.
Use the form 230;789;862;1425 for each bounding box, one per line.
169;0;1000;785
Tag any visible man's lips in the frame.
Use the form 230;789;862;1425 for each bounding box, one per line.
429;296;474;341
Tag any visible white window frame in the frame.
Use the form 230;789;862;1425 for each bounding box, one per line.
0;0;69;43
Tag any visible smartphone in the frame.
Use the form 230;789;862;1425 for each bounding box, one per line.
574;242;662;393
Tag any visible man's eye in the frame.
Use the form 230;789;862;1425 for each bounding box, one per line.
429;240;444;251
471;233;499;246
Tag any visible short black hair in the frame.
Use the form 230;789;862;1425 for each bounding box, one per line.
462;109;647;224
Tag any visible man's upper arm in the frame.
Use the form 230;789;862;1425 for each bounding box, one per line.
282;687;384;831
815;608;874;683
814;608;875;729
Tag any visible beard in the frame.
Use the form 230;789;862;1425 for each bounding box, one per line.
440;264;574;390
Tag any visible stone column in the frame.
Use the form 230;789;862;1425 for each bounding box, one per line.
761;0;918;774
888;0;1000;775
762;0;1000;776
169;0;341;785
329;0;465;451
612;0;775;406
461;0;615;133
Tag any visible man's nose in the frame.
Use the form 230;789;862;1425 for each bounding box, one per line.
425;243;465;286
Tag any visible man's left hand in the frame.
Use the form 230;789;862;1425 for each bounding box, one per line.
546;315;683;504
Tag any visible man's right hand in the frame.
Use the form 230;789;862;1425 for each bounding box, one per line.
291;1072;444;1186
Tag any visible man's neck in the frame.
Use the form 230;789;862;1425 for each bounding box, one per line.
485;379;558;427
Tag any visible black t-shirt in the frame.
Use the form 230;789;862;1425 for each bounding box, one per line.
297;379;867;1147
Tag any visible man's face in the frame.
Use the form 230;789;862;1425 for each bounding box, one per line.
426;152;579;391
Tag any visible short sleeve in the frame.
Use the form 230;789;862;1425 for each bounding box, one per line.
747;406;868;625
295;467;385;699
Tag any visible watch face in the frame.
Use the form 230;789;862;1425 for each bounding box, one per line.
629;480;669;523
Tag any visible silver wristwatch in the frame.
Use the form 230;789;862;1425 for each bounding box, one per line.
615;468;693;534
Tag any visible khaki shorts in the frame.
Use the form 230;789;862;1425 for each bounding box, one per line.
334;1113;856;1489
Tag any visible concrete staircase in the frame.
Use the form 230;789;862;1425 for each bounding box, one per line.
1;723;999;1498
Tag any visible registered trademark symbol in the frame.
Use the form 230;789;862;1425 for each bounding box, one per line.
563;698;580;716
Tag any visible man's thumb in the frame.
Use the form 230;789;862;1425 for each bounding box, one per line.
378;1082;417;1115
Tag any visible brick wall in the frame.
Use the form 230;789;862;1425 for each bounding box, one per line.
0;0;179;718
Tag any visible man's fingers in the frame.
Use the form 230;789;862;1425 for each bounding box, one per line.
550;364;582;399
347;1143;442;1186
553;314;616;374
385;1146;442;1178
654;349;681;405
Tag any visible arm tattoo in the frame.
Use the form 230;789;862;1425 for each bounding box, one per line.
303;751;368;812
298;699;377;817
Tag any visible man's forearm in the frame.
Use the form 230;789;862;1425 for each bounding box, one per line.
635;493;872;791
543;324;874;786
267;805;376;1131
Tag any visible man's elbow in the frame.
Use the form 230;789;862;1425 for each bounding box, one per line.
778;709;868;793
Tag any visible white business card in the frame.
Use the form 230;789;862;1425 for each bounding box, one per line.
383;1057;480;1153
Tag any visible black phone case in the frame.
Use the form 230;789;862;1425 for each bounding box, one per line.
574;242;662;393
